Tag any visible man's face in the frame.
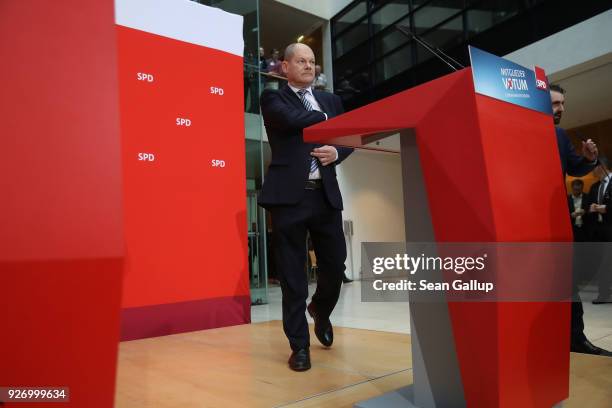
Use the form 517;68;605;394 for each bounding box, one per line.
550;90;565;125
315;65;321;75
272;50;279;60
572;183;583;196
283;44;315;88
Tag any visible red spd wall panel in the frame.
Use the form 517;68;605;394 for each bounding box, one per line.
1;0;123;406
115;0;250;340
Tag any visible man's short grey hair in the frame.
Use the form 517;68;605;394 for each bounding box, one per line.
284;43;309;62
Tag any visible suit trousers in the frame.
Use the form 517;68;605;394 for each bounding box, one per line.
571;295;586;343
571;224;589;243
571;241;594;343
591;224;612;299
571;234;611;343
270;188;347;351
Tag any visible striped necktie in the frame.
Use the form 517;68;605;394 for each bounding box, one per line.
297;88;314;111
297;88;320;177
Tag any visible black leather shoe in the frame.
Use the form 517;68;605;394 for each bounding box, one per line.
592;297;612;304
307;303;333;347
342;275;353;283
288;348;311;371
571;339;612;357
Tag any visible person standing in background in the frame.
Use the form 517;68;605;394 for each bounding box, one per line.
313;65;327;90
266;49;283;76
550;84;611;356
568;179;589;242
587;158;612;305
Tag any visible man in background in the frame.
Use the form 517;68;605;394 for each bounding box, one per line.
313;65;327;90
587;158;612;304
550;84;611;356
266;48;282;75
568;179;589;242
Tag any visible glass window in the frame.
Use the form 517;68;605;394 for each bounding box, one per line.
374;44;413;84
373;16;411;57
335;23;370;58
334;41;370;85
413;0;464;34
371;1;411;34
417;14;463;63
334;0;368;34
336;68;370;104
411;0;431;9
466;0;520;36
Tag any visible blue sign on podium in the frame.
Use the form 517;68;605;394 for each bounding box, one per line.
469;46;552;116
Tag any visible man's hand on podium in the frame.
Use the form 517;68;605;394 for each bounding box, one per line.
311;145;338;166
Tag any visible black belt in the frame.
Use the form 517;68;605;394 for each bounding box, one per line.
305;179;323;190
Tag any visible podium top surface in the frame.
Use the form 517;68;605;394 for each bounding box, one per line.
304;69;472;149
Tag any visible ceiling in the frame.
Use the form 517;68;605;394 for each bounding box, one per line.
259;0;325;57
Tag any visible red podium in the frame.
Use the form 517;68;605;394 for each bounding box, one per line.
305;66;570;407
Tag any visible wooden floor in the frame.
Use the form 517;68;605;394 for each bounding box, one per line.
115;321;612;408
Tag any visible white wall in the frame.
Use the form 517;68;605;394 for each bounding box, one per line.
337;149;405;279
504;10;612;75
503;10;612;129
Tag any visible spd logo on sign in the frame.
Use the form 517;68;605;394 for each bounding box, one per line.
534;66;548;91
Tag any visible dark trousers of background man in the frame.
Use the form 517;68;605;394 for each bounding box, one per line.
590;223;612;300
571;237;593;344
572;224;589;243
270;188;347;351
571;225;612;344
571;227;591;344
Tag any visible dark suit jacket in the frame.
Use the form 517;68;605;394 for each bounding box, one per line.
258;84;353;210
556;127;596;177
567;193;589;228
586;179;612;226
568;193;589;215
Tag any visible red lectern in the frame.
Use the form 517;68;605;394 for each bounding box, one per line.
305;63;570;407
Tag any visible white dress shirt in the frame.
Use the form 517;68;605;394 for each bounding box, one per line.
572;194;583;227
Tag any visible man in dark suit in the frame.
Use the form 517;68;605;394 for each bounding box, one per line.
586;158;612;304
258;43;353;371
568;179;589;242
550;84;611;356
